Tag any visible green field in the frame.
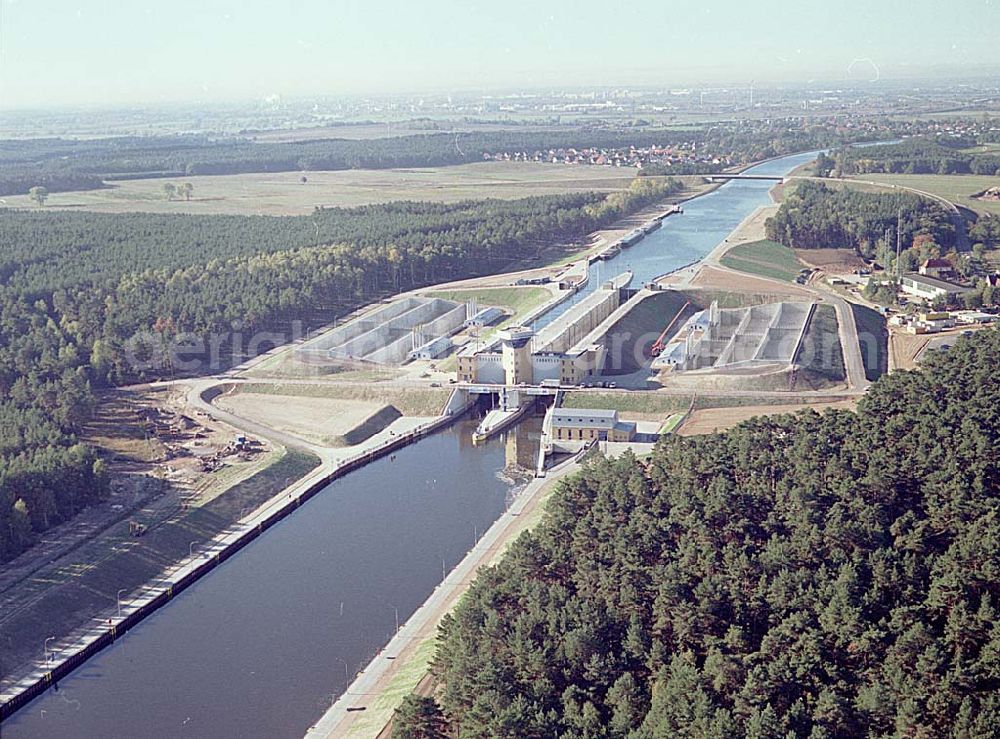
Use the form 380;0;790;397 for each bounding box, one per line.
422;286;550;316
2;162;640;216
561;392;832;413
720;239;805;282
846;173;1000;216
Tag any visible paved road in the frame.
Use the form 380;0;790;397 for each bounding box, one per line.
176;378;336;462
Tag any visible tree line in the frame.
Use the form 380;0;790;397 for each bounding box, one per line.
765;181;955;259
834;137;1000;176
0;178;680;562
0;130;691;196
0;122;896;197
399;329;1000;738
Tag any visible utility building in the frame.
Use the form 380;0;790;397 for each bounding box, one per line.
548;408;635;442
900;274;975;302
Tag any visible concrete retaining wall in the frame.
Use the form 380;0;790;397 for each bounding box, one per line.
534;288;622;354
326;299;464;364
304;299;418;353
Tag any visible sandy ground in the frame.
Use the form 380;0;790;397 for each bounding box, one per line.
889;330;931;372
689;265;812;295
214;391;390;447
794;248;866;273
677;399;857;435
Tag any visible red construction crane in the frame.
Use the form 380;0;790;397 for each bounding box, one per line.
650;301;691;356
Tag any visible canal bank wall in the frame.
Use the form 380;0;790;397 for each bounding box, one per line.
0;402;474;723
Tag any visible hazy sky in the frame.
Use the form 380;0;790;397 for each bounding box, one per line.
1;0;997;108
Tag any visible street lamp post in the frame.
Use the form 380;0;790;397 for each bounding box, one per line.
117;588;127;618
189;541;197;558
391;606;399;636
44;636;56;664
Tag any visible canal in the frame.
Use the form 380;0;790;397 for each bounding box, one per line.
4;149;816;739
533;149;821;330
3;418;539;738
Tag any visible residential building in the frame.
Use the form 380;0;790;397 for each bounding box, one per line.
919;258;955;279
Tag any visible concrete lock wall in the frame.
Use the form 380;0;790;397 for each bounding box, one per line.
369;303;466;364
420;303;467;338
530;355;562;382
310;298;421;352
366;332;421;364
534;289;621;354
332;299;458;361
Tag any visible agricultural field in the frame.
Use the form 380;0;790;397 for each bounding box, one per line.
719;239;805;282
1;162;641;216
846;173;1000;216
794;248;866;273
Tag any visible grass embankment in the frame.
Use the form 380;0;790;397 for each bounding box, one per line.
851;304;889;381
216;391;403;447
347;638;439;737
719;239;805;282
562;392;838;414
846;173;1000;216
238;382;450;416
246;349;403;381
423;286;550;316
660;413;686;433
797;304;846;387
603;291;694;375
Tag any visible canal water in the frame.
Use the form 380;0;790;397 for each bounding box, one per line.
3;418;539;739
533;149;822;330
4;149;815;739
